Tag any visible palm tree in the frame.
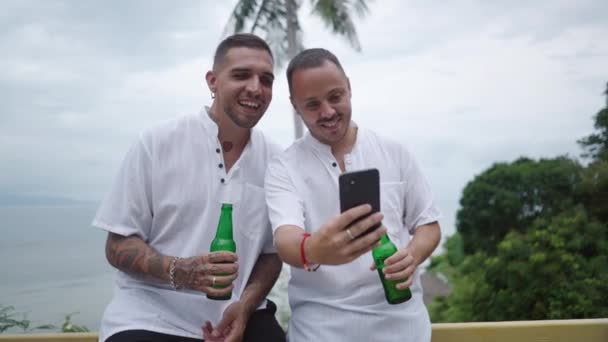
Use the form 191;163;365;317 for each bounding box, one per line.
224;0;371;139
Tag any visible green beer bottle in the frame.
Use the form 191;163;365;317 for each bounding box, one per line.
372;233;412;304
207;203;237;301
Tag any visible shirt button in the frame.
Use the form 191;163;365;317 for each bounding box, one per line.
332;162;337;167
220;178;225;184
218;163;223;168
216;148;221;153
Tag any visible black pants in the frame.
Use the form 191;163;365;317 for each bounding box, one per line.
106;300;285;342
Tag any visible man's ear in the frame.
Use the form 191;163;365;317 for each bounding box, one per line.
205;70;216;93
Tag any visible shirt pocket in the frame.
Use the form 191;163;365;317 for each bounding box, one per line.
232;182;270;242
380;181;406;245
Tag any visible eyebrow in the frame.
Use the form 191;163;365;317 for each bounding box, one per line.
329;88;345;96
303;87;345;102
230;68;275;80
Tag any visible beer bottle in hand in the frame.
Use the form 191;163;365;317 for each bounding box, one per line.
372;233;412;304
207;203;236;300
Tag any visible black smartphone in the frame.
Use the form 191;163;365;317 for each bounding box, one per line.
339;168;381;236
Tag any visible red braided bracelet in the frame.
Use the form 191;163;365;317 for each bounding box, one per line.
300;233;320;272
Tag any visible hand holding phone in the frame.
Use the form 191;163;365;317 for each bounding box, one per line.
339;168;382;236
300;169;385;266
305;204;385;265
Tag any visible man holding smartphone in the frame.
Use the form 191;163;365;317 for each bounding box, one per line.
264;48;441;341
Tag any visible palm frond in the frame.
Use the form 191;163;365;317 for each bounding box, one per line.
309;0;370;51
223;0;302;67
264;21;304;68
224;0;304;66
222;0;261;37
250;0;273;32
252;0;287;34
352;0;371;17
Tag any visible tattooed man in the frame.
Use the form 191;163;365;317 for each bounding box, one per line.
93;34;285;342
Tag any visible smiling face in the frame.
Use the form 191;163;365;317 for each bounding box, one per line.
206;47;274;129
290;60;352;147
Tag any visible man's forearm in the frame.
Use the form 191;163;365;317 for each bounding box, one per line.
239;253;283;316
274;225;307;267
407;222;441;266
105;232;170;282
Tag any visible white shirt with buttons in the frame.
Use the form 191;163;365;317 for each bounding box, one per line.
265;125;441;342
93;108;281;341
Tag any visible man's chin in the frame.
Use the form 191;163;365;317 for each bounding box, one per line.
236;117;261;129
226;110;262;129
311;132;339;145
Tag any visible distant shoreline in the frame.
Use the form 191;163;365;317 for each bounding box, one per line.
0;194;98;207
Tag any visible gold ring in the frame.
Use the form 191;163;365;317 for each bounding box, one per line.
346;229;355;240
212;276;216;286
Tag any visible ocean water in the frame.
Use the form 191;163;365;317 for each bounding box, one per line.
0;204;290;333
0;204;113;332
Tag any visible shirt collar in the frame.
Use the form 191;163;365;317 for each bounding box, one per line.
199;106;257;173
302;120;360;155
199;106;219;136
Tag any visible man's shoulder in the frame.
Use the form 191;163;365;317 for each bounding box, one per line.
262;139;309;179
251;128;285;157
145;111;198;134
139;112;201;144
271;136;308;163
361;127;406;154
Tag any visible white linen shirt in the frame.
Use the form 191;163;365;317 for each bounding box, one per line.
265;126;441;342
92;108;281;341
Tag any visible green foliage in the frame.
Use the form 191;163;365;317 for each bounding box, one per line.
428;233;464;278
0;305;55;333
577;160;608;222
431;207;608;322
578;83;608;162
61;313;89;333
578;107;608;161
431;85;608;322
429;254;486;322
457;157;583;255
0;305;89;334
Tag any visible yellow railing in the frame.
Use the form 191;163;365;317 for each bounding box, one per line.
432;318;608;342
0;319;606;341
0;333;96;342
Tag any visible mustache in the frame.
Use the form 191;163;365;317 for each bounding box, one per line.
317;114;340;124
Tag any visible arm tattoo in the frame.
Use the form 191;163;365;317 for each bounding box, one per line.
106;233;168;281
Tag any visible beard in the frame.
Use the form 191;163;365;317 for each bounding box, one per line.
309;112;351;145
224;104;264;129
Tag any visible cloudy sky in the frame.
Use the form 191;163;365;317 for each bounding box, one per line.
1;0;607;237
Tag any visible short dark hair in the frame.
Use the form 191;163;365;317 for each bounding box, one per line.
286;48;346;94
213;33;273;70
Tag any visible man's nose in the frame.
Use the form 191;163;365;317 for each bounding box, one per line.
320;101;336;118
245;77;261;94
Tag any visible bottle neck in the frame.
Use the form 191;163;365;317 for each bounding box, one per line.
379;232;391;245
215;204;233;240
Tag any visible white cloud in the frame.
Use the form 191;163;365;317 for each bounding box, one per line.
1;0;607;239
